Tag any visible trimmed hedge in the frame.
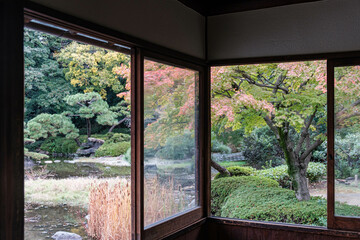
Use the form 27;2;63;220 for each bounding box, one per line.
214;166;256;179
255;162;326;188
95;141;130;157
211;176;279;216
40;137;79;154
220;185;327;226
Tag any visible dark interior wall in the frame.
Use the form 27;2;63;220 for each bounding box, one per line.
28;0;206;59
205;219;360;240
208;0;360;61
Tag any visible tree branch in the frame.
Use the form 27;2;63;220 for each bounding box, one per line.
300;137;324;161
295;108;317;156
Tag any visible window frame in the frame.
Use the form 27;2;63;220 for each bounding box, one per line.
209;55;360;234
327;58;360;231
140;50;206;239
21;4;208;240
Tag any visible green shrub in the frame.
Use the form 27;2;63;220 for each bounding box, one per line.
40;137;79;154
211;176;278;215
124;147;131;163
155;131;195;160
214;166;255;179
255;162;327;188
95;141;130;157
220;186;327;226
105;133;131;143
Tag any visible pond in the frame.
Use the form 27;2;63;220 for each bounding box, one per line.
25;204;90;240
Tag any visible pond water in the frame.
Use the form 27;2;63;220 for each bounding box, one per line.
25;204;90;240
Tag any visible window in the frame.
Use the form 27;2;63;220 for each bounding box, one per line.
327;58;360;231
23;26;132;240
143;58;199;227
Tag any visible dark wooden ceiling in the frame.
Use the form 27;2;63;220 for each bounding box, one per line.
177;0;322;16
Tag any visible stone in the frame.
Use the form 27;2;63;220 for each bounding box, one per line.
54;160;61;163
51;231;82;240
44;160;53;164
346;177;355;181
76;138;104;157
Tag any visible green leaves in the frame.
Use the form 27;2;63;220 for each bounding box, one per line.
27;113;79;140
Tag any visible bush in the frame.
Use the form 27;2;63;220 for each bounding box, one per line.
40;136;79;154
255;162;327;188
214;166;256;179
211;176;278;216
95;141;130;157
124;147;131;163
105;132;131;143
155;131;195;160
220;186;327;226
211;137;231;154
240;127;285;169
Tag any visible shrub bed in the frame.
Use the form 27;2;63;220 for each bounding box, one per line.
211;176;278;216
95;141;130;157
40;137;79;154
255;162;326;188
214;166;256;179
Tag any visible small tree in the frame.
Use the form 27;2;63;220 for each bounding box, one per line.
64;92;118;137
27;113;79;142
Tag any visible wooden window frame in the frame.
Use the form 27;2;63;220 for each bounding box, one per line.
209;55;360;235
327;58;360;232
20;3;209;240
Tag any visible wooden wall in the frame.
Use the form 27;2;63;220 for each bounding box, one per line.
165;217;360;240
205;218;360;240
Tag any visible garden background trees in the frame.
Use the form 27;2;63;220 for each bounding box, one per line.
212;62;360;201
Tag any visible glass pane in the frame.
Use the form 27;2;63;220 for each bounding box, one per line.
24;28;132;239
334;65;360;217
143;59;199;227
211;61;329;226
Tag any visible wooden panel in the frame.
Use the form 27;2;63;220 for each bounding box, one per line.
206;218;360;240
0;1;24;240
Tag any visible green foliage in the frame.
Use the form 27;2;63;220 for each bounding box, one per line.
40;137;79;154
27;113;79;140
220;186;327;226
24;148;49;161
211;135;232;154
255;162;327;188
155;131;195;160
124;147;131;163
211;176;279;216
95;142;130;157
105;132;131;143
214;166;255;179
24;29;75;121
219;161;246;168
56;42;130;98
334;132;360;178
240;127;284;168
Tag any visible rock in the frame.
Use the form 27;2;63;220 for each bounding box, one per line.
51;231;82;240
54;160;61;163
346;177;355;181
44;160;53;164
76;138;104;157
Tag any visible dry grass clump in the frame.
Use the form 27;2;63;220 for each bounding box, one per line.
88;179;131;240
87;177;186;239
144;177;185;226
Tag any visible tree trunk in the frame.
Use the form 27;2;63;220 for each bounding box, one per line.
210;158;231;176
277;127;311;201
74;138;81;147
86;119;91;138
284;155;311;201
108;117;128;133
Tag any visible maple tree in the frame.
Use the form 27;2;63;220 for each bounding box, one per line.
212;61;360;201
56;42;130;99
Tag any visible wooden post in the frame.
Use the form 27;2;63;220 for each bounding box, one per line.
0;1;24;240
